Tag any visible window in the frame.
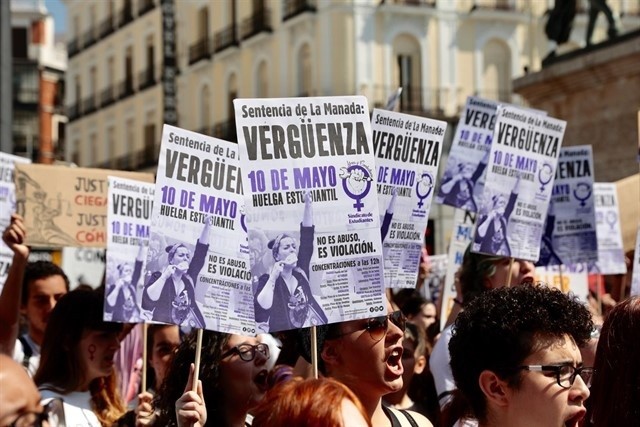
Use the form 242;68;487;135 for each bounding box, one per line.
144;122;156;164
125;47;134;94
296;44;312;96
106;126;115;168
392;34;422;112
12;28;28;58
201;85;211;131
482;39;511;102
256;61;268;98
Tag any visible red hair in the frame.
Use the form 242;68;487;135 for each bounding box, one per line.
251;377;371;427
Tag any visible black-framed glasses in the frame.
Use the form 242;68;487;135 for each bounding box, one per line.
9;397;65;427
329;310;407;342
221;343;270;362
518;364;595;389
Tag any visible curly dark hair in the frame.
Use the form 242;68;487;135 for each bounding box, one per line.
154;330;231;426
448;284;593;423
22;261;70;305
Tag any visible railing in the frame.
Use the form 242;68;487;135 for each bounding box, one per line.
120;6;134;27
99;16;115;38
13;87;39;105
68;38;80;57
95;148;159;171
213;25;239;53
82;95;97;115
470;0;517;12
188;37;212;65
283;0;317;21
100;84;118;107
138;0;155;16
212;119;237;142
67;103;81;121
138;67;156;91
82;28;97;48
241;8;273;40
120;78;136;99
370;85;449;117
385;0;436;6
196;126;211;136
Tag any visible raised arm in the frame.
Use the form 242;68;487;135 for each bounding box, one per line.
302;191;313;227
0;214;30;355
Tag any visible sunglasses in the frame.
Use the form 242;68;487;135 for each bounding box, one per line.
221;343;270;362
329;310;407;342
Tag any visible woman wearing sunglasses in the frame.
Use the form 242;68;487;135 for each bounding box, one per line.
299;305;434;427
446;285;593;427
154;330;270;427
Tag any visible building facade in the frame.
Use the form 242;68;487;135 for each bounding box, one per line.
64;0;639;252
11;0;67;163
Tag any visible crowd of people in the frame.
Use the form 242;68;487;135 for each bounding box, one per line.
1;211;638;427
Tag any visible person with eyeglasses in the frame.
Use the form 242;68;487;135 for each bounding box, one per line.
445;285;594;427
153;330;270;427
298;304;434;427
0;354;65;427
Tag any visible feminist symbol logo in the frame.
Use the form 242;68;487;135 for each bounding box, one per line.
339;164;373;212
573;182;592;207
239;205;247;233
415;172;434;208
606;211;618;230
537;162;554;192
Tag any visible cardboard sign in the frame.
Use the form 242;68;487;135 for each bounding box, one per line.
14;163;152;248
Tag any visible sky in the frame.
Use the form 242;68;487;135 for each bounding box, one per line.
44;0;67;34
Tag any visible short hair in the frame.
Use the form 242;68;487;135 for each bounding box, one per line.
251;377;371;427
22;261;70;306
449;285;592;422
589;296;640;426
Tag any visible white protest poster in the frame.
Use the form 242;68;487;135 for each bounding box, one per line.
423;254;447;303
384;87;403;111
234;96;386;333
435;97;498;212
472;105;565;261
372;108;445;288
631;225;640;297
61;247;106;289
0;153;31;290
537;145;598;266
535;263;589;303
590;183;627;275
104;177;154;323
143;125;255;335
440;209;476;330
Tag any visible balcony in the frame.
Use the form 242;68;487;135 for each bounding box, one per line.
371;85;448;118
100;84;118;107
138;0;155;16
119;6;134;27
384;0;436;6
138;67;156;91
95;148;159;172
188;37;212;65
213;25;239;53
68;38;80;57
241;8;273;40
13;87;39;108
283;0;316;21
212;119;237;143
82;95;97;115
82;28;98;49
120;78;136;100
100;16;115;38
67;103;81;121
470;0;517;12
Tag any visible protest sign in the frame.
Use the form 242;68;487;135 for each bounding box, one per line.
104;177;155;323
535;263;589;303
143;125;255;335
13;164;152;248
61;247;105;289
472;105;565;261
0;153;31;290
631;225;640;297
234;96;386;333
440;209;476;330
423;254;447;303
372;108;445;288
384;87;403;111
536;145;597;266
590;183;627;275
435;97;499;212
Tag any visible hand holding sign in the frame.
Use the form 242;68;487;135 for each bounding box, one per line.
2;214;29;259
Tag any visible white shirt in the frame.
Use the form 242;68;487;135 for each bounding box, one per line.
12;334;40;377
429;324;455;408
40;388;101;427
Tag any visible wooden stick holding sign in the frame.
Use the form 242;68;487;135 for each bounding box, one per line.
311;326;318;379
192;328;204;392
142;323;148;392
506;257;515;287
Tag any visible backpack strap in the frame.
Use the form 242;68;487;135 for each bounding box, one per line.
17;335;32;370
